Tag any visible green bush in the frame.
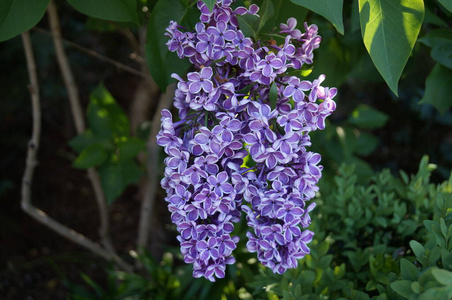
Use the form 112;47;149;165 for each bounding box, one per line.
65;156;452;299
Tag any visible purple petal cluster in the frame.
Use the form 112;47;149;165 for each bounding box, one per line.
158;0;337;281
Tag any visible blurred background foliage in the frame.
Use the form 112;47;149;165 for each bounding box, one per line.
0;0;452;298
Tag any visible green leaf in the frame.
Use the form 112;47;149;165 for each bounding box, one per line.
410;240;426;264
258;0;274;30
73;143;108;169
236;14;261;41
437;0;452;13
67;0;138;24
348;104;389;129
419;29;452;69
354;132;379;156
260;0;308;34
201;0;216;12
391;280;413;298
69;130;97;153
269;82;278;110
419;63;452;115
117;137;146;160
400;258;419;281
358;0;424;96
87;84;130;139
0;0;50;42
99;159;142;204
431;268;452;286
146;0;196;90
290;0;344;34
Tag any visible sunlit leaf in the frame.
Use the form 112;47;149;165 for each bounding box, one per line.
358;0;424;96
290;0;344;34
419;63;452;115
67;0;138;24
87;84;130;139
0;0;50;42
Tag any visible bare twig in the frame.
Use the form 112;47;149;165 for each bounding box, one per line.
33;27;150;79
20;31;132;272
136;83;175;252
47;0;132;272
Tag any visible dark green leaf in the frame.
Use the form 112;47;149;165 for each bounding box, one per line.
354;132;379;156
73;143;108;169
400;258;419;281
260;0;308;34
419;63;452;115
391;280;413;298
236;14;261;41
99;159;143;204
348;104;389;129
201;0;216;12
146;0;196;90
437;0;452;13
269;82;278;110
118;137;146;160
419;29;452;69
87;84;130;139
67;0;138;24
0;0;50;42
424;7;448;27
290;0;344;34
79;272;105;298
358;0;424;96
69;130;97;153
410;240;426;263
258;0;274;30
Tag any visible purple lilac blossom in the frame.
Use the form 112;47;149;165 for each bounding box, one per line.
158;0;336;281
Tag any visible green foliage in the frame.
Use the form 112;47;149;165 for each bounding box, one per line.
248;156;452;299
358;0;424;96
290;0;344;34
145;0;199;90
66;0;139;24
419;63;452;115
0;0;50;42
69;84;145;204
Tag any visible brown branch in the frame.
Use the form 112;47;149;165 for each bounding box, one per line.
20;31;132;272
47;0;132;272
136;83;175;251
33;27;150;79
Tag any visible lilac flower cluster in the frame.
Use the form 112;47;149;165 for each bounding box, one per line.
157;0;337;281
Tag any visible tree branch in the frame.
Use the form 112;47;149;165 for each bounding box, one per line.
33;27;150;80
47;0;132;272
20;31;132;273
136;83;175;251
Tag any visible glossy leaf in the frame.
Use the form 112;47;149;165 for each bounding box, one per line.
419;63;452;115
290;0;344;34
358;0;424;96
67;0;138;24
0;0;50;42
87;84;130;139
347;104;389;129
236;14;261;41
146;0;196;90
73;143;108;169
99;159;142;204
